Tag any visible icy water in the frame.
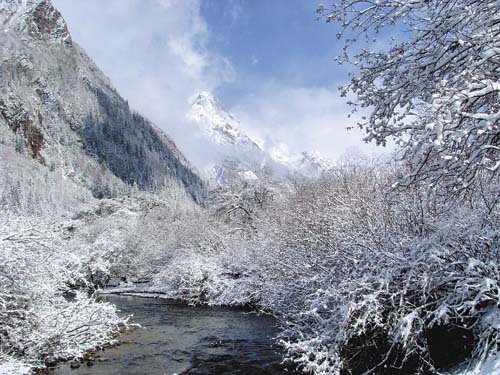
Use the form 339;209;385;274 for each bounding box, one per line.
51;295;299;375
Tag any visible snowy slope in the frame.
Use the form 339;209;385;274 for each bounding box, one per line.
0;0;206;203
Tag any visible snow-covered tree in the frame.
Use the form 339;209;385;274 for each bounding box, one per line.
250;161;500;374
0;215;124;371
319;0;500;191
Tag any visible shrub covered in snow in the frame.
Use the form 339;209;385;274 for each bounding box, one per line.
248;164;500;374
0;214;125;370
318;0;500;193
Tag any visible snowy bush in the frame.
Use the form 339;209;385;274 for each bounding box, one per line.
152;255;256;306
0;214;125;369
245;163;500;374
278;206;500;374
145;201;262;306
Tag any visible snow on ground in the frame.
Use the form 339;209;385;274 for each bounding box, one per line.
450;354;500;375
0;358;32;375
449;307;500;375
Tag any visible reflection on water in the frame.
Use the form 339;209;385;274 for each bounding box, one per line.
51;295;299;375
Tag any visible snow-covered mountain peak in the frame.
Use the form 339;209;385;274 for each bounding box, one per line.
192;91;225;114
187;92;333;184
0;0;71;44
189;91;260;150
269;143;332;178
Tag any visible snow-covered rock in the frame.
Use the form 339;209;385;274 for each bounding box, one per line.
189;91;260;150
0;357;32;375
0;0;71;44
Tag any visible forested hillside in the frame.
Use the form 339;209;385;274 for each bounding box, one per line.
0;0;205;204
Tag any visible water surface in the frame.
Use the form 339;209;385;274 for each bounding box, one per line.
52;295;299;375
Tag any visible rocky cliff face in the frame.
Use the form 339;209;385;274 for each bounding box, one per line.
0;0;206;202
1;0;71;44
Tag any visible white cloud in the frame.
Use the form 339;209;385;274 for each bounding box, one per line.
232;84;386;160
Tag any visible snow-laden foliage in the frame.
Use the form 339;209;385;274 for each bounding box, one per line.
67;192;260;305
99;160;499;374
253;166;500;374
0;147;95;216
0;214;124;369
318;0;500;191
10;152;494;374
271;186;499;373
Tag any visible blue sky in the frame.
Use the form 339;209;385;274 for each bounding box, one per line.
200;0;344;105
52;0;382;164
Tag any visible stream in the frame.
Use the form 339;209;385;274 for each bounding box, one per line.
51;295;300;375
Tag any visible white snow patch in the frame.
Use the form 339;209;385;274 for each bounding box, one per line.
0;358;33;375
449;353;500;375
239;170;258;181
